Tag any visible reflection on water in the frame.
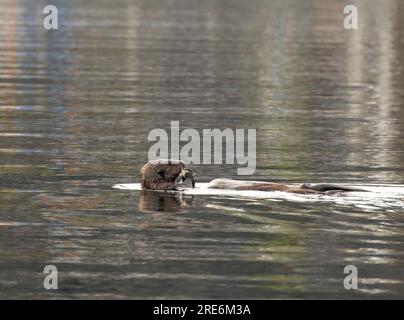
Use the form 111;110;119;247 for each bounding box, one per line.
1;0;404;298
139;190;194;213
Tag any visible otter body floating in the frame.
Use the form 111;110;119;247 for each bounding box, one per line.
140;160;367;194
207;179;367;194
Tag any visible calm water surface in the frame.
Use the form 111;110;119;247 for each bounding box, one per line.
1;0;404;299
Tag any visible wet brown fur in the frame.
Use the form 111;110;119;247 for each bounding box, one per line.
140;159;186;190
207;179;319;194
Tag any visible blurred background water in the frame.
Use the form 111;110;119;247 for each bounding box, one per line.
0;0;404;299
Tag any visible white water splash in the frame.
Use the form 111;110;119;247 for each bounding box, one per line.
113;183;404;211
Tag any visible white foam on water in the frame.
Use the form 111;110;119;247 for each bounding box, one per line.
112;183;404;210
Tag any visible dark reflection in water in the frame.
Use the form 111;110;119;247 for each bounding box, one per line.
1;0;404;298
139;190;194;213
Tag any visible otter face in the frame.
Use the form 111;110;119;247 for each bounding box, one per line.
140;159;195;190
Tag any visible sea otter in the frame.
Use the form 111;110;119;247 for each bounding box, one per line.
140;159;195;190
140;160;365;194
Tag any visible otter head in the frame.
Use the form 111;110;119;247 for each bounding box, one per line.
140;159;195;190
